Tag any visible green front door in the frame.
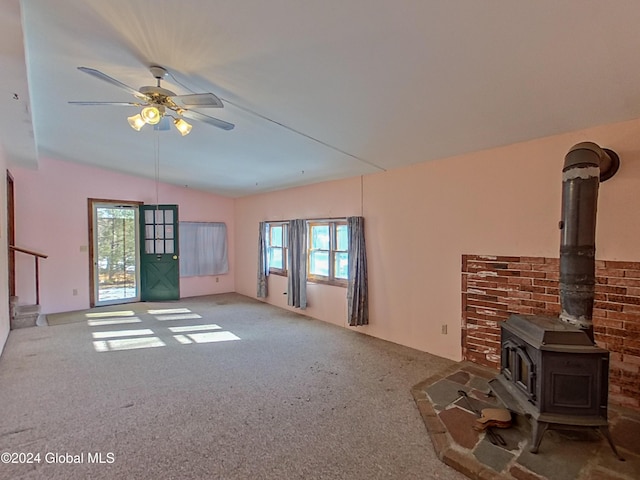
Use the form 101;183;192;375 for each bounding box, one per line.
140;205;180;301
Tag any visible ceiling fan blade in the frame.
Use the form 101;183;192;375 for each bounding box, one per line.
154;117;171;131
77;67;147;100
68;101;144;106
180;109;235;130
171;93;223;108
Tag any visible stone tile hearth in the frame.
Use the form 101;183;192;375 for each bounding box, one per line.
412;362;640;480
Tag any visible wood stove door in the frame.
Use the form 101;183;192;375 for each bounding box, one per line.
540;351;608;417
502;339;537;402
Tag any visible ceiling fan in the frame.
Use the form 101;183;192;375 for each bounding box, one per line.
69;65;234;135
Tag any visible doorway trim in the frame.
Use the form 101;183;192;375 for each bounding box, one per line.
88;198;143;307
7;171;15;297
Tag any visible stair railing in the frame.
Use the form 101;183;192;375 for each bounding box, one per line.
9;245;48;306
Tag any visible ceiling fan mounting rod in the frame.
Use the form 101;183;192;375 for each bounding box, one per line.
149;65;168;87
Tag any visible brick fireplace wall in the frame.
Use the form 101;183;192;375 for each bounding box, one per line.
462;254;640;411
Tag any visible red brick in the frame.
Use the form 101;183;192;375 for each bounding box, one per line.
521;256;545;264
604;261;640;270
610;394;640;408
623;321;640;333
597;268;626;278
467;280;500;290
521;299;546;309
533;279;558;288
609;277;640;287
520;285;546;294
595;319;625;329
510;291;532;300
623;337;640;348
467;293;499;303
623;354;640;365
595;285;628;295
594;301;624;312
608;294;640;305
508;262;532;270
609;352;623;362
623;346;640;357
605;310;640;322
532;293;559;303
466;254;497;262
605;327;627;338
534;266;559;275
508;305;534;314
545;303;561;314
493;256;522;263
625;269;640;279
519;270;547;279
623;304;640;314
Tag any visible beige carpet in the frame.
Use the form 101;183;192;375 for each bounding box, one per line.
0;293;466;480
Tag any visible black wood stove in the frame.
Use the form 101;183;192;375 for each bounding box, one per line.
489;142;623;459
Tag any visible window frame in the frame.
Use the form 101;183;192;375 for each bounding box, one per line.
307;220;348;287
267;222;288;276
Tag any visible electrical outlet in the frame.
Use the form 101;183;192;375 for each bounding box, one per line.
72;289;78;296
441;324;448;335
216;277;219;283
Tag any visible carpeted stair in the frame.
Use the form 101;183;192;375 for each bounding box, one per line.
10;296;47;329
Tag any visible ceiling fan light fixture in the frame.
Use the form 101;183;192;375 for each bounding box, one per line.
174;118;192;136
141;106;163;125
127;113;145;131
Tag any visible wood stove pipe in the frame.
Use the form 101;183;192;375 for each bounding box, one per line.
559;142;620;342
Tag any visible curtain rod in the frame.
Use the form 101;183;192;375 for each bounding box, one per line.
265;216;350;223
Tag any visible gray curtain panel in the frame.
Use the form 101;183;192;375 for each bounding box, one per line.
257;221;269;298
347;216;368;326
287;219;307;309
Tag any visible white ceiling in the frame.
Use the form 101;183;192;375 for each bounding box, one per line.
3;1;640;197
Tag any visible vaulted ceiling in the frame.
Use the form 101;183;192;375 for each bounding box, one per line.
3;1;640;197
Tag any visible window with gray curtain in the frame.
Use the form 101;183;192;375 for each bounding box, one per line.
287;219;307;309
257;221;269;298
179;222;229;277
347;216;368;326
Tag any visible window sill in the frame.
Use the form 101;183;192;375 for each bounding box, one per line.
307;277;348;288
269;270;288;277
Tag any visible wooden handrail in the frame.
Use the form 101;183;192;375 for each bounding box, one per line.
9;245;48;306
9;245;48;259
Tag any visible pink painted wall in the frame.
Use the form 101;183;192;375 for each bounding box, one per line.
235;177;363;326
0;144;9;355
11;156;235;314
235;118;640;361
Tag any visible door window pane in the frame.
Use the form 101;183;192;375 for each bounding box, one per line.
155;239;165;254
95;204;139;304
165;240;174;254
164;209;173;224
145;239;155;254
165;225;174;239
145;209;154;224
